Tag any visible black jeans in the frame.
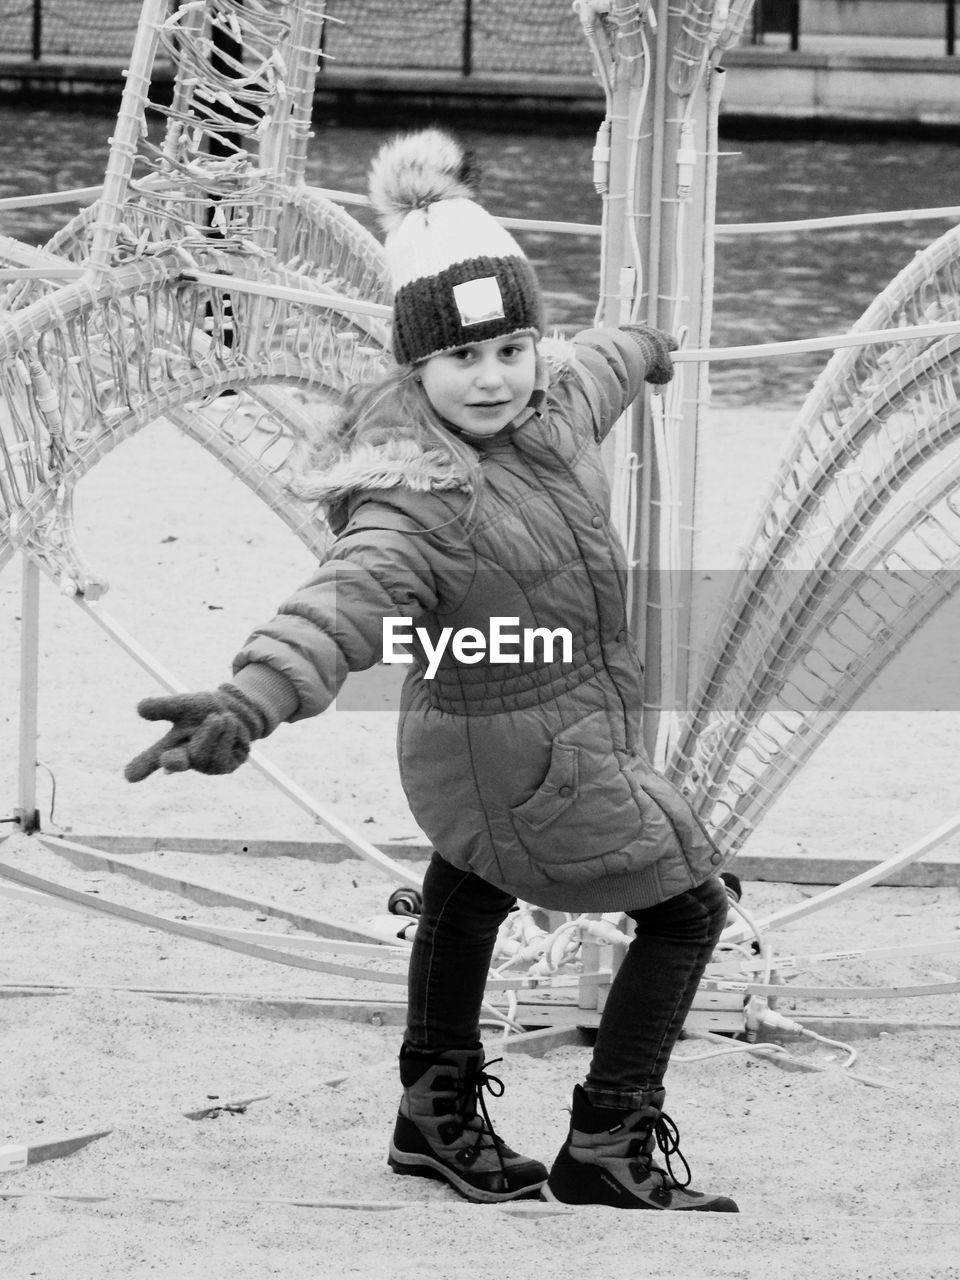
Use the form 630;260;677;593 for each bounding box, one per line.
405;851;729;1108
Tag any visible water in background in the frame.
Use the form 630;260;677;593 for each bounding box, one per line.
2;105;960;405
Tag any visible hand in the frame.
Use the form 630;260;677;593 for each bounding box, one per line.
620;322;678;386
124;686;266;781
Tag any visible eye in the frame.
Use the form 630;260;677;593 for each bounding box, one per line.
501;338;533;360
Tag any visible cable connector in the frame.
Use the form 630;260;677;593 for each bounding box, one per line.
617;266;636;325
748;1000;805;1037
676;122;697;198
711;0;731;37
592;119;612;194
580;918;631;947
360;915;416;944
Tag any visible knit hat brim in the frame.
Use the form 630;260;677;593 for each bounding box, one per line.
392;254;542;365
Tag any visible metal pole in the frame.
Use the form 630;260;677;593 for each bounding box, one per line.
31;0;42;60
462;0;474;76
947;0;956;56
751;0;763;44
16;553;41;834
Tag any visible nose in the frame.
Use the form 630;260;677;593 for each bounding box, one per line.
473;353;505;389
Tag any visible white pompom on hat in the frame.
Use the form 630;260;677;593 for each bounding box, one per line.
368;127;544;365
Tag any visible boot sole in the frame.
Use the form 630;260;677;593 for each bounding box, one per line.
388;1146;546;1204
541;1181;739;1212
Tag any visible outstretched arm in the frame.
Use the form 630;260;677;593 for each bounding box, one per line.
125;495;471;779
569;324;677;443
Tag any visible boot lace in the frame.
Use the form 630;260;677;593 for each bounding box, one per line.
456;1057;509;1173
651;1110;693;1189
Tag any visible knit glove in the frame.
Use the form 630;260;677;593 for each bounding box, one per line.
124;685;268;781
620;322;678;386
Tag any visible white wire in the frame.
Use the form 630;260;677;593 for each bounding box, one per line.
644;29;715;767
673;317;960;363
605;22;651;554
624;21;653;324
681;1027;894;1089
4;184;958;236
721;896;772;982
650;384;683;767
716;205;960;235
573;0;616;334
480;996;526;1036
675;1031;791;1064
574;0;616;106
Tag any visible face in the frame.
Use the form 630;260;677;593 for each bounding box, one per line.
418;334;537;437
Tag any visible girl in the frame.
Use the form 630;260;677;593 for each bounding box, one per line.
126;128;738;1213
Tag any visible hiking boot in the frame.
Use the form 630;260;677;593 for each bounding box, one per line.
388;1046;547;1203
542;1084;738;1212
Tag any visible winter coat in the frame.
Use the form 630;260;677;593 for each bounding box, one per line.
232;328;729;911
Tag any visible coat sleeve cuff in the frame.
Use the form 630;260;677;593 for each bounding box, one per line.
228;662;301;733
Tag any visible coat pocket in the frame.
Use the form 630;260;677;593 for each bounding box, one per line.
509;710;645;863
509;737;580;832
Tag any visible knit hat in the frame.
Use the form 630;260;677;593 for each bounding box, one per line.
368;128;544;365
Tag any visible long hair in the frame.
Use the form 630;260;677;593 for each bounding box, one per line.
294;363;484;520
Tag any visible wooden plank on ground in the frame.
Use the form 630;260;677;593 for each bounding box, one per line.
59;834;960;887
37;835;395;943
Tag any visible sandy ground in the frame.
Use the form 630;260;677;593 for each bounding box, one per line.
2;400;960;1278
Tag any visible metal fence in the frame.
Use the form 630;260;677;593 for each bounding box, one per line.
754;0;958;55
1;1;956;67
0;0;594;74
1;0;146;60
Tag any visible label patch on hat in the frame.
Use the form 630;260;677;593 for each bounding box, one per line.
453;277;505;327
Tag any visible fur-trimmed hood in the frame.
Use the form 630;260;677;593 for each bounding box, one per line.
301;436;475;504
